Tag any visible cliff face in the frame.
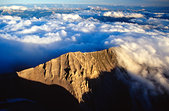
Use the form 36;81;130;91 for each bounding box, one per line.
17;47;169;111
17;48;117;102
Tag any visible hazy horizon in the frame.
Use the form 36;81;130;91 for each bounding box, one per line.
0;0;169;7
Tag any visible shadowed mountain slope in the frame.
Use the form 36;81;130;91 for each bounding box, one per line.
0;73;81;111
2;47;168;111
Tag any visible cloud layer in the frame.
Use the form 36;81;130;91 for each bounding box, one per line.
0;6;169;111
0;6;169;92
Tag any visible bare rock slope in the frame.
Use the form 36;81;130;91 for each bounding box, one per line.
17;47;169;111
17;47;117;102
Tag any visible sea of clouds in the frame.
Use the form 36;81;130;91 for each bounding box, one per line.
0;5;169;91
0;5;169;111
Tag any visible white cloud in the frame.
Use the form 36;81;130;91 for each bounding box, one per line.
71;21;96;33
0;15;21;21
50;13;82;21
103;11;144;18
147;17;169;24
20;35;62;44
100;22;145;33
130;17;169;30
105;34;169;93
0;9;169;96
0;6;28;11
18;26;40;34
0;14;100;44
59;30;67;37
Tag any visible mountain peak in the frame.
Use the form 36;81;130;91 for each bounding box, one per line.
17;47;117;101
17;47;169;111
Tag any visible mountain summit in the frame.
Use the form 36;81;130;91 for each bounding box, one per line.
17;48;117;101
17;47;169;111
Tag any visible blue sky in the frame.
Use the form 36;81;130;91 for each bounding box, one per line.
0;0;169;6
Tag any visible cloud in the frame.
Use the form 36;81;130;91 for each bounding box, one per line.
50;13;82;21
103;11;144;18
105;32;169;94
18;26;40;34
71;20;97;33
0;15;21;21
0;6;28;10
0;8;169;93
0;14;80;44
21;35;62;44
0;6;169;111
0;13;98;44
100;22;145;33
103;29;169;109
131;17;169;30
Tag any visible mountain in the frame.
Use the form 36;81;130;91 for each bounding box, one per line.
6;47;169;111
17;48;116;100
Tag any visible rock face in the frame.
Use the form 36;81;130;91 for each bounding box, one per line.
17;47;117;102
17;47;169;111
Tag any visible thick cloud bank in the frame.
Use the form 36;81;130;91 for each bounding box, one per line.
112;36;169;91
0;5;169;87
109;36;169;110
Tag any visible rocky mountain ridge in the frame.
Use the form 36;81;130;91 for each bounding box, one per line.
17;47;117;102
17;47;169;111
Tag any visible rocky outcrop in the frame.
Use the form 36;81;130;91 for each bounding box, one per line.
17;47;117;102
17;47;169;111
